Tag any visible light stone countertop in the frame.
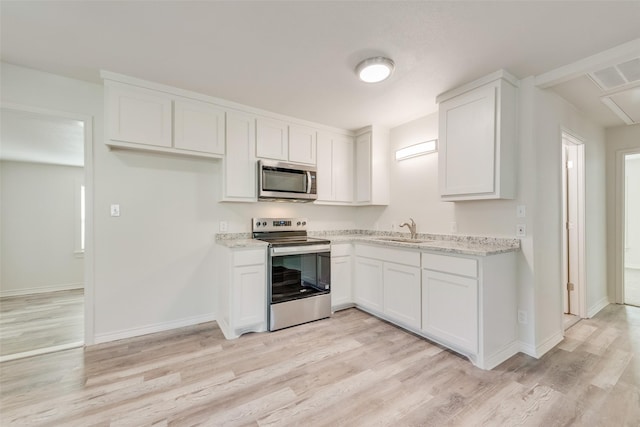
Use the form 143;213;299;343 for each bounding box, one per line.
216;230;520;256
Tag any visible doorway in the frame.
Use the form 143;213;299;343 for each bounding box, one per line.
0;104;92;361
561;132;586;329
623;153;640;307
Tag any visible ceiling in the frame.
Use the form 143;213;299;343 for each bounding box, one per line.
1;1;640;166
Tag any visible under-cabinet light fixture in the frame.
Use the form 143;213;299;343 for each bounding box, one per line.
356;57;395;83
395;140;438;161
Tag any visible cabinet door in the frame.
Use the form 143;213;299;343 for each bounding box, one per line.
438;84;496;197
333;135;354;203
233;264;266;329
224;111;256;201
422;269;478;353
289;125;317;165
354;257;383;312
256;118;288;160
174;99;225;155
355;132;371;203
331;255;352;308
107;82;172;147
316;132;333;201
383;263;421;329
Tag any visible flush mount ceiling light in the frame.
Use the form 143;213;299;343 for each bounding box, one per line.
356;57;395;83
395;140;438;161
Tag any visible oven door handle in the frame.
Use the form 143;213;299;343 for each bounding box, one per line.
270;244;331;256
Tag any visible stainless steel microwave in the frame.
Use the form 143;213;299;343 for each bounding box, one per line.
258;160;317;202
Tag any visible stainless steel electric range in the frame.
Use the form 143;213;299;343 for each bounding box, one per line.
252;218;331;331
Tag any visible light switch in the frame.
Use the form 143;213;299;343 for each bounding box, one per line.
110;204;120;217
219;221;228;232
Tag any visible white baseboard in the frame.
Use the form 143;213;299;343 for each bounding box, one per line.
519;330;564;359
93;313;216;345
0;282;84;298
588;297;610;318
484;341;521;370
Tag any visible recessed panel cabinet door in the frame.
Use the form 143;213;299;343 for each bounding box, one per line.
174;99;225;155
224;111;256;201
331;255;352;308
333;135;354;202
107;82;172;147
232;264;266;329
354;256;383;312
289;125;317;165
422;269;478;353
256;118;288;160
439;85;496;196
355;132;372;203
383;263;421;329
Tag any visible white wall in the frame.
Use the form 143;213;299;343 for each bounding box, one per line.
1;62;357;344
625;156;640;268
0;160;84;296
605;124;640;301
531;82;607;348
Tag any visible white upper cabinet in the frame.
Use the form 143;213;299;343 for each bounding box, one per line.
256;119;318;166
223;111;257;202
316;131;354;204
289;124;317;165
256;117;289;161
105;79;225;159
436;70;518;201
355;126;389;205
173;98;225;155
107;81;172;148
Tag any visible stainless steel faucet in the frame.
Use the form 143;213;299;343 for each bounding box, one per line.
400;218;417;239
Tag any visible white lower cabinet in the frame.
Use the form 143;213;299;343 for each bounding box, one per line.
349;243;517;370
216;246;267;339
383;263;421;329
421;269;478;353
330;244;353;310
353;256;383;313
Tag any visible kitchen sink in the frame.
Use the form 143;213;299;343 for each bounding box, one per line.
375;237;434;244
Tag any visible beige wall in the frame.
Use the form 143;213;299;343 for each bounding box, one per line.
1;160;84;296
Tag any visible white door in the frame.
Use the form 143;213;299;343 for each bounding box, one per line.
233;264;266;329
289;125;317;165
173;99;225;155
383;263;421;329
256;118;288;160
354;257;383;312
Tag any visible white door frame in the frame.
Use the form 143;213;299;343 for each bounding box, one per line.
615;148;640;303
561;130;587;320
1;102;95;345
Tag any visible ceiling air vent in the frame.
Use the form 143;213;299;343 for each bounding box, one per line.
590;58;640;90
589;57;640;125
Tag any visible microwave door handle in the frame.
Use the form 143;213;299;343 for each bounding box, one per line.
306;171;312;194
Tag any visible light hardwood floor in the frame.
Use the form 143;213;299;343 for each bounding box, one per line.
0;289;84;361
0;304;638;426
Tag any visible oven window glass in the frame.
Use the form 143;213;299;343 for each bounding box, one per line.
271;252;330;304
263;169;307;193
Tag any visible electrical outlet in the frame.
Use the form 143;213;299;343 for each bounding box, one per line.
516;224;526;237
219;221;228;232
518;310;528;324
110;204;120;217
517;205;526;218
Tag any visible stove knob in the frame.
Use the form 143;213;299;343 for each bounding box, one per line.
302;221;307;226
297;221;301;226
262;221;267;226
255;221;261;227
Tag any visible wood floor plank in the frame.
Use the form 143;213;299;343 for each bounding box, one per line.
0;305;638;426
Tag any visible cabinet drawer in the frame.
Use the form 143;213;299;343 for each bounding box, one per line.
331;243;352;257
355;244;420;267
233;249;265;266
421;252;477;278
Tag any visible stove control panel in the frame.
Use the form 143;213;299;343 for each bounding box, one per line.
252;217;307;232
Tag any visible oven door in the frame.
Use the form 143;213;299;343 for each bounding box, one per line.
269;245;330;304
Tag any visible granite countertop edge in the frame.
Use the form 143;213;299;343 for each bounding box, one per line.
216;230;520;256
